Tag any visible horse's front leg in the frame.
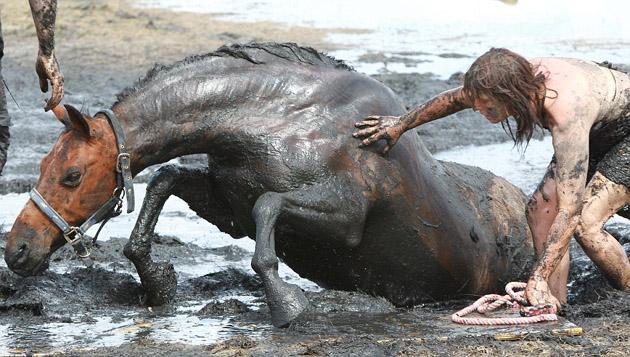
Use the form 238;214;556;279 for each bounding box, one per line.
251;180;369;327
123;164;210;305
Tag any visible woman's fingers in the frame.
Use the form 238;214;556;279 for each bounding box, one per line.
359;132;383;147
354;118;380;128
352;126;379;138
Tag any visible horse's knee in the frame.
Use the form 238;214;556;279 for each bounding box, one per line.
251;192;284;275
251;251;278;275
123;240;147;262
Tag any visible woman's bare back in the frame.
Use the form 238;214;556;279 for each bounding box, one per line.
533;57;630;128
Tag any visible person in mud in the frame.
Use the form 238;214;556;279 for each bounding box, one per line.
0;0;64;174
353;48;630;311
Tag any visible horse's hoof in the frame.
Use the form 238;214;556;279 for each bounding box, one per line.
140;261;178;306
268;283;310;328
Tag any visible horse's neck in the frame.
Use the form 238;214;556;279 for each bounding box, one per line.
113;76;260;175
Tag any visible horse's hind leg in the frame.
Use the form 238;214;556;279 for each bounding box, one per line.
251;181;369;327
124;164;218;306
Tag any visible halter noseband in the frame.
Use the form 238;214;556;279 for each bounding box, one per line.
29;109;135;258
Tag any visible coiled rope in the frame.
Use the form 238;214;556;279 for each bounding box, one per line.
451;282;558;325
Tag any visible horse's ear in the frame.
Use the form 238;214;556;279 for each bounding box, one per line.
51;105;69;126
64;104;93;138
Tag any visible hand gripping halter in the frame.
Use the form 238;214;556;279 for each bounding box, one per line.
29;109;135;258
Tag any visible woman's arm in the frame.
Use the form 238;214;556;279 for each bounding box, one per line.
28;0;64;110
526;115;592;310
400;86;471;130
353;86;471;154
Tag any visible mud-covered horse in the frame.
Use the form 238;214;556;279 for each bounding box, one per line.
5;43;534;327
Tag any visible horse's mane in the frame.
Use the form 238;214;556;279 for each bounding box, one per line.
115;42;353;104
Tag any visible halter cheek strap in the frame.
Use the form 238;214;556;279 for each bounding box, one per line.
29;189;123;258
99;109;135;213
28;109;135;258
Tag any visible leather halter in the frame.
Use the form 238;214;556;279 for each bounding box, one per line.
29;109;135;258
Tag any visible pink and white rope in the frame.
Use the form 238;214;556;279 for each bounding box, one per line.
451;282;558;325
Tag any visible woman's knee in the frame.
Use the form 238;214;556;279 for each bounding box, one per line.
574;214;598;241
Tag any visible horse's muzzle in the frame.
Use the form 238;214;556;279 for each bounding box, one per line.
4;226;51;277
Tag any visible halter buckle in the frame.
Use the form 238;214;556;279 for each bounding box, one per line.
63;226;83;245
116;153;131;173
63;227;91;258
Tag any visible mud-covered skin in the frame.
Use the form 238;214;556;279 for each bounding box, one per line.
525;159;570;304
28;0;64;110
574;172;630;290
526;60;630;308
6;43;534;327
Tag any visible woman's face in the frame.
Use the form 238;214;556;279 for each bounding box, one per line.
473;94;510;123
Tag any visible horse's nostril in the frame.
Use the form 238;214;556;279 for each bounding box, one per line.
15;242;29;260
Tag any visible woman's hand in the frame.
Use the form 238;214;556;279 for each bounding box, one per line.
525;275;561;313
35;51;64;111
353;115;405;155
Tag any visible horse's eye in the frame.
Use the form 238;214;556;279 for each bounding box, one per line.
61;168;82;187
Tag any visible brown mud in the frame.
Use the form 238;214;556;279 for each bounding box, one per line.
0;0;628;355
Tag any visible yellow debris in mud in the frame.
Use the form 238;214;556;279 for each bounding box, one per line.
494;326;583;341
551;327;583;337
494;332;529;341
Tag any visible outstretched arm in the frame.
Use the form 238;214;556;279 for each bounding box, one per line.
526;118;591;310
400;86;471;130
29;0;64;110
353;86;471;154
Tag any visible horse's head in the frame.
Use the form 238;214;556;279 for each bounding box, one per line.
4;105;119;276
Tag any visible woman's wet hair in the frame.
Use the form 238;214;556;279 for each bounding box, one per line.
463;48;553;147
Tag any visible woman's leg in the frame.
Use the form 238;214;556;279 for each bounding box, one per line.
526;159;570;303
575;172;630;290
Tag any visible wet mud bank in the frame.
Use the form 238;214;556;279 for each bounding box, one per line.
0;0;629;355
0;231;628;356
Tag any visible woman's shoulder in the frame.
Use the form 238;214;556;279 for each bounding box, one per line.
532;58;612;96
535;58;606;129
529;57;605;78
